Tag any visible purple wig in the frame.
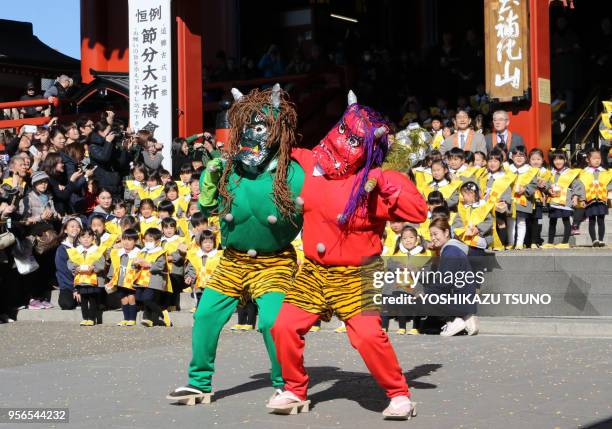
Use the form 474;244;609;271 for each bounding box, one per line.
339;103;389;226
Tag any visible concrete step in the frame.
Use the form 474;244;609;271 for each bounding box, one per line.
469;248;612;317
537;212;612;245
12;309;612;337
47;290;200;310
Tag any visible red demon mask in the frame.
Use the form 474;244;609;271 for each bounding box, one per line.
313;91;387;180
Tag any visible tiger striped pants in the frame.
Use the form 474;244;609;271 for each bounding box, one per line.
188;247;297;392
272;258;410;400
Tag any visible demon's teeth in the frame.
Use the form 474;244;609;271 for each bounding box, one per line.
334;162;341;168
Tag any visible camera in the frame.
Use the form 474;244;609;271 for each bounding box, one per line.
0;184;19;205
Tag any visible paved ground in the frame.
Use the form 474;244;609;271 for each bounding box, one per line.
1;322;611;429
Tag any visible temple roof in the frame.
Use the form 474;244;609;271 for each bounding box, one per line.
0;19;79;73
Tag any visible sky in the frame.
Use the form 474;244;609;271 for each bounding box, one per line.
1;0;81;59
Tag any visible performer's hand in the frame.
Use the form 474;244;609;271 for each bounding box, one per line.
365;169;385;193
185;277;193;285
207;158;222;173
73;291;81;303
364;178;377;193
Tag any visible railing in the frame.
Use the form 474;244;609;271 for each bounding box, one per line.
0;97;59;130
558;87;602;155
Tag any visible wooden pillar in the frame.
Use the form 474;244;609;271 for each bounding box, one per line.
507;0;551;153
175;0;203;138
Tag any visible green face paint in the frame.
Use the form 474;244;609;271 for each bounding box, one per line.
235;108;279;169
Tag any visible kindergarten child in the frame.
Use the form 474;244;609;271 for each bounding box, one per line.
55;217;82;310
543;150;584;248
447;147;485;182
124;163;147;212
164;182;189;218
138;198;161;235
176;163;194;198
525;149;550;248
105;199;128;236
135;172;165;209
188;212;209;244
453;181;493;254
161;217;187;310
382;221;406;256
483;148;515;250
507;146;539;249
106;229;141;326
425;159;461;211
383;226;432;335
579;148;612;247
90;213;118;255
66;228;106;326
132;228;172;327
184;229;222;312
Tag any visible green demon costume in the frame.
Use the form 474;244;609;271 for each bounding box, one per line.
168;84;304;403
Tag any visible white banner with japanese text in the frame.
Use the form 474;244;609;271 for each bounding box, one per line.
129;0;173;170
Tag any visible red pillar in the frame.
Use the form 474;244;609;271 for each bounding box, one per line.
80;0;129;83
508;0;551;154
175;0;203;138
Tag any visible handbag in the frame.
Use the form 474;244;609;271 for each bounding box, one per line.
0;230;16;250
12;238;39;275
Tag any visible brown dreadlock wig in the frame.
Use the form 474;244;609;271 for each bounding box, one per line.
218;87;299;220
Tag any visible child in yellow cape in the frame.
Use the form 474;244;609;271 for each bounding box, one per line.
184;229;223;312
453;181;494;254
106;228;141;326
507;146;540;249
480;148;516;250
526;149;551;248
424;159;462;211
383;225;432;335
66;228;106;326
579;148;612;247
542;150;584;249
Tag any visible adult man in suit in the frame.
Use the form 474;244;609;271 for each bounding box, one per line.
485;110;525;154
440;109;487;154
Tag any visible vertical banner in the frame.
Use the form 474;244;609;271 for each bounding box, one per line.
484;0;530;102
129;0;173;170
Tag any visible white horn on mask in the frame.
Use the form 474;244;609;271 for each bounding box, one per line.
230;88;244;101
374;126;387;139
271;83;281;108
347;90;357;106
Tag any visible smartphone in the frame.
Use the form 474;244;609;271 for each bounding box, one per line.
23;125;37;133
29;145;40;157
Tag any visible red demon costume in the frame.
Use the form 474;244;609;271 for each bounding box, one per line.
269;91;427;420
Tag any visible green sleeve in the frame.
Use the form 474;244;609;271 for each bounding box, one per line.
198;158;224;216
185;134;202;144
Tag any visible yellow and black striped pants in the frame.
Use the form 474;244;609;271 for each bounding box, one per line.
284;257;383;322
206;247;297;300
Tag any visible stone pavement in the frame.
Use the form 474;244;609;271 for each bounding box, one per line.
1;321;611;429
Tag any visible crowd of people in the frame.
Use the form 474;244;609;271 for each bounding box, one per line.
0;109;224;325
0;96;610;333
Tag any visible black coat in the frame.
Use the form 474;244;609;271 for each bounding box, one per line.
46;173;78;215
88;133;130;197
